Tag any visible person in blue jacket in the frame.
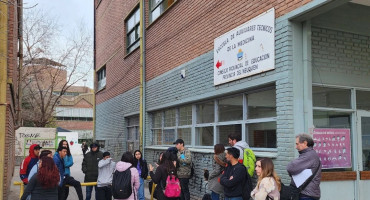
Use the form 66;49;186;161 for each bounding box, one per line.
53;146;67;200
57;140;83;200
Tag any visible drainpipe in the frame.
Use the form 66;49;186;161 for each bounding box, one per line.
139;0;146;156
0;1;9;199
17;0;23;127
93;0;96;142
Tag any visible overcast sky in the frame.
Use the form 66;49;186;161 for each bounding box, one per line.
24;0;94;88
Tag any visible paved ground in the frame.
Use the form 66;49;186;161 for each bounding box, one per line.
9;154;152;200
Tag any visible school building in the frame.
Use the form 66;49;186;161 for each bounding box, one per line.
94;0;370;199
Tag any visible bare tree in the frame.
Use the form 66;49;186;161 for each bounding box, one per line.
21;8;92;127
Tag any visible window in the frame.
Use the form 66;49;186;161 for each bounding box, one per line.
97;67;106;90
150;87;277;148
127;116;139;153
357;90;370;111
313;86;351;109
150;0;175;22
126;8;140;53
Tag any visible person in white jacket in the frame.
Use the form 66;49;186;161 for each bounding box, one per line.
97;152;116;200
228;132;250;159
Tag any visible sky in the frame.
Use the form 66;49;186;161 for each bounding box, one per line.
24;0;94;88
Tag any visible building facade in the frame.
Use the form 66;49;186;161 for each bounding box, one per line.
95;0;370;199
0;0;20;199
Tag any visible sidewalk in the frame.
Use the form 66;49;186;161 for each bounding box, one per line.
9;154;152;200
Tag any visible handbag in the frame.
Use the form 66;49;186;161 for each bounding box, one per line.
280;161;321;200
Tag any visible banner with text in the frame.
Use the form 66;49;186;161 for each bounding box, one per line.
313;128;352;169
214;8;275;85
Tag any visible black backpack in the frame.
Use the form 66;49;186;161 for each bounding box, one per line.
112;169;132;199
242;165;253;200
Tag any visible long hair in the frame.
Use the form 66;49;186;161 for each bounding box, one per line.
133;150;144;168
121;151;134;166
161;151;177;176
214;144;225;154
257;158;281;191
37;157;60;188
58;140;71;156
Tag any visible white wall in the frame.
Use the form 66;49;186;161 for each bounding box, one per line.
57;132;82;155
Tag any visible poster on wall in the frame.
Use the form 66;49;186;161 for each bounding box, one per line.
214;8;275;85
313;128;352;169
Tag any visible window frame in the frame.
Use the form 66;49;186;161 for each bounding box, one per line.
97;66;106;91
125;6;140;54
149;0;176;23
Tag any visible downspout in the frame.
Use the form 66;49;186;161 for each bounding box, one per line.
0;0;9;199
139;0;146;155
17;0;23;127
93;1;96;142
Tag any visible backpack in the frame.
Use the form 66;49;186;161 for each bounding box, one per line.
243;148;256;177
242;165;253;200
112;169;132;199
163;174;181;198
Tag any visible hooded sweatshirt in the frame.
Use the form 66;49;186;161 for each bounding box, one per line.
114;161;140;200
97;158;116;187
233;141;250;159
20;144;39;184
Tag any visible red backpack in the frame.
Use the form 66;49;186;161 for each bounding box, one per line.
163;174;181;198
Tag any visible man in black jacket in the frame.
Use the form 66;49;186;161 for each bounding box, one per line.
82;143;103;200
220;147;246;200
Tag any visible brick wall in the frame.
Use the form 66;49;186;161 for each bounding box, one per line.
95;0;312;104
312;26;370;84
56;121;93;130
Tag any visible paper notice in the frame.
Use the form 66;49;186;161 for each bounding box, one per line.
292;169;313;187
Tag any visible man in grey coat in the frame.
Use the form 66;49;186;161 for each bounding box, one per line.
287;133;321;200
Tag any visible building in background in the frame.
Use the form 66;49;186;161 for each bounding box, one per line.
0;0;21;198
94;0;370;199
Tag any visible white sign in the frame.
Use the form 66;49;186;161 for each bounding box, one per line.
214;8;275;85
15;127;56;156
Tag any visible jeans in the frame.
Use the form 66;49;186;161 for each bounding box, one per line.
64;176;83;200
224;197;242;200
179;178;190;200
86;185;97;200
96;186;112;200
138;177;145;200
211;191;220;200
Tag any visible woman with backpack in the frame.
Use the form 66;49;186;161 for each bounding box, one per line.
149;151;180;200
113;152;140;200
251;158;281;200
133;150;148;200
208;144;226;200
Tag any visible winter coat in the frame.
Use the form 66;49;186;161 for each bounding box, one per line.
208;152;226;194
20;144;39;184
53;152;73;176
150;165;179;200
82;150;103;182
176;147;192;178
20;174;58;200
220;162;246;198
233;141;250;159
114;161;140;200
97;158;116;187
134;159;148;179
53;153;65;186
286;147;321;199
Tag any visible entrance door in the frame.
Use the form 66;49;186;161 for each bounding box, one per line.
358;111;370;200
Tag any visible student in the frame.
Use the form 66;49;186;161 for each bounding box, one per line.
220;147;246;200
114;152;140;200
133;150;148;200
251;158;281;200
174;139;192;200
97;152;115;200
21;157;60;200
28;150;53;180
208;144;226;200
57;140;83;200
53;146;67;200
82;143;103;200
20;144;42;185
149;151;179;200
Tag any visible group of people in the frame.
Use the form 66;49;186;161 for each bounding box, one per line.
19;132;321;200
205;133;321;200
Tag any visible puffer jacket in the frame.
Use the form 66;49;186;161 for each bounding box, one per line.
114;161;140;200
177;147;192;178
82;150;103;182
286;147;321;199
208;152;226;194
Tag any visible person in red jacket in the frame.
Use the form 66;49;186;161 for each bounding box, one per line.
20;144;42;184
